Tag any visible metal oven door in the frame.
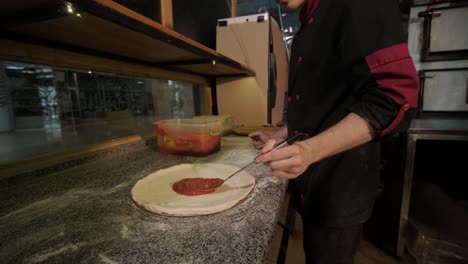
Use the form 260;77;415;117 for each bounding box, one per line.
418;4;468;61
419;68;468;116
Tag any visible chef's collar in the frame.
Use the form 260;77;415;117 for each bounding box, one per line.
299;0;320;24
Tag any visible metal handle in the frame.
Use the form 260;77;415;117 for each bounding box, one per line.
223;133;309;183
418;73;435;79
466;78;468;105
271;132;309;151
252;132;309;160
418;11;442;18
417;72;436;112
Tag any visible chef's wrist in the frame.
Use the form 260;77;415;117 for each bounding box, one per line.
296;138;325;166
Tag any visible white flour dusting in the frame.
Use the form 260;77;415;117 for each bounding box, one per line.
25;243;84;264
99;254;119;264
120;224;130;238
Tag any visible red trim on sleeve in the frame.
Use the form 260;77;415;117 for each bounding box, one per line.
365;43;419;107
365;43;420;136
379;104;408;136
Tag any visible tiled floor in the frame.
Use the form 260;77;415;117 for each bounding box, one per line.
265;194;404;264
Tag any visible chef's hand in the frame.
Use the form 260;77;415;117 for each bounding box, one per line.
254;113;376;179
249;126;288;149
248;131;275;149
255;139;317;179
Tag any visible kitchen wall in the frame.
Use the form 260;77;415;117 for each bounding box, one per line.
114;0;231;49
172;0;231;49
0;61;200;165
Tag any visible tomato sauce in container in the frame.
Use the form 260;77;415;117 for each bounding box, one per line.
154;119;223;156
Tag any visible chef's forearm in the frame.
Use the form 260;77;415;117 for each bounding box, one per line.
300;113;375;164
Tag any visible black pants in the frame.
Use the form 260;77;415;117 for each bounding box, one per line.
291;143;379;263
302;220;363;264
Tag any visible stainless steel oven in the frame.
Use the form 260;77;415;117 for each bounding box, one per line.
418;68;468;116
417;3;468;61
408;0;468;116
396;0;468;259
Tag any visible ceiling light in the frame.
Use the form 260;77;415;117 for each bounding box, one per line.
67;4;74;14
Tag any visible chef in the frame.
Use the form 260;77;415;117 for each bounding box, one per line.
249;0;420;263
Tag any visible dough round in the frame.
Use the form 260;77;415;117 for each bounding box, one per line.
131;163;255;216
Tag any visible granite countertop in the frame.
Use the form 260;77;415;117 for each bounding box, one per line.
0;136;288;264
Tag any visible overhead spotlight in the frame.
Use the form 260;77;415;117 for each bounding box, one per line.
67;4;74;14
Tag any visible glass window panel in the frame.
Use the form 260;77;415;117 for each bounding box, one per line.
0;61;199;165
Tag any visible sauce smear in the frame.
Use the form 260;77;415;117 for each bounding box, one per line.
172;178;224;196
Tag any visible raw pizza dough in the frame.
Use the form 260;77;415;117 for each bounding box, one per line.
131;163;255;216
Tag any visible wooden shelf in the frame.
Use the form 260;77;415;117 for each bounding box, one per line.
0;0;255;84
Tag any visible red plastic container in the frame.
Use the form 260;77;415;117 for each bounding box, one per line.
154;119;223;156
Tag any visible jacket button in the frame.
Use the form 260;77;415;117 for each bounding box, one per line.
309;17;314;24
298;56;303;62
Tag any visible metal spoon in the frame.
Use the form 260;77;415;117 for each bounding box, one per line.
195;132;309;192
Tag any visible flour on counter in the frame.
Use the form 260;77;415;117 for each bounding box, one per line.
254;177;282;189
25;243;84;264
99;254;119;264
120;224;130;239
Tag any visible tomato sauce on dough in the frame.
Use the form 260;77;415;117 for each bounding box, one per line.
172;178;224;196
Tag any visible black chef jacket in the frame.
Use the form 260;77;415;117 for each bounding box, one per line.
287;0;419;227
